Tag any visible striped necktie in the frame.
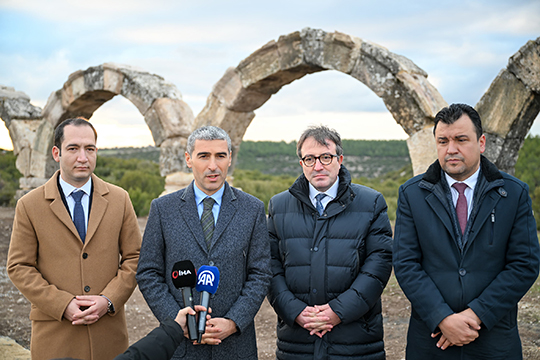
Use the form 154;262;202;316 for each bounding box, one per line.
315;193;327;216
201;197;215;249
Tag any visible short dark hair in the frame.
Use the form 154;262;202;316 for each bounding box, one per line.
186;126;232;155
54;117;98;149
433;103;483;139
297;125;343;158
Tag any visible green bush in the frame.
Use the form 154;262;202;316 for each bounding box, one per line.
0;150;22;206
515;135;540;230
94;156;164;216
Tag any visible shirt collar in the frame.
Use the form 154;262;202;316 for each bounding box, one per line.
59;175;92;198
445;166;480;191
309;176;339;202
193;182;225;207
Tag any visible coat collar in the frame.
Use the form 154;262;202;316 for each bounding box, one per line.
289;165;353;211
44;171;110;246
422;155;503;185
179;181;238;253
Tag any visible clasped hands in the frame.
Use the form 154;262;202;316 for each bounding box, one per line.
63;295;108;325
431;308;482;350
295;304;341;338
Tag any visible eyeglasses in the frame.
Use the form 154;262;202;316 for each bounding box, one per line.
301;154;338;167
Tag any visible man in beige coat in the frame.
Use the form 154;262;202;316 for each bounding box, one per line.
7;118;141;360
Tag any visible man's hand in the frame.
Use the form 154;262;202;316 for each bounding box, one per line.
175;306;220;345
295;304;341;338
202;317;237;343
432;310;481;350
64;295;108;325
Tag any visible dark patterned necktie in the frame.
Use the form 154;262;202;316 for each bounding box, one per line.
315;193;327;216
453;183;468;235
201;197;215;249
71;191;86;243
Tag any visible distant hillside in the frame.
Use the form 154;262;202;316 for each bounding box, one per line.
99;140;411;179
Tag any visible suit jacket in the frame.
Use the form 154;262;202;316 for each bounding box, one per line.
136;181;271;360
7;171;141;360
393;156;540;360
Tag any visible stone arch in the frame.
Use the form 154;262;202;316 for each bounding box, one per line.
194;28;540;177
24;63;194;190
194;28;448;175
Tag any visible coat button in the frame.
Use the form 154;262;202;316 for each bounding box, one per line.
312;289;317;294
209;261;214;266
84;286;91;292
82;253;88;259
313;247;318;252
459;268;467;276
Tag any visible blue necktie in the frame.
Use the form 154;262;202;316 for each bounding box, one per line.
315;193;327;216
72;191;86;243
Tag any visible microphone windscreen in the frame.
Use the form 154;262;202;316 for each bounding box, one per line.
171;260;197;289
195;265;220;294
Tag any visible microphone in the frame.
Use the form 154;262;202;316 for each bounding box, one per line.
171;260;198;341
195;265;220;343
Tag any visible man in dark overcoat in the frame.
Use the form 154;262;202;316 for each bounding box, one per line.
393;103;540;359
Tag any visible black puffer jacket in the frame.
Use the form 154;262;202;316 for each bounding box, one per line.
267;166;393;360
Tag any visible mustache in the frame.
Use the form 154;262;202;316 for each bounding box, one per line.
204;170;222;176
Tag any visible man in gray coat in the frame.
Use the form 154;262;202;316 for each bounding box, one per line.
136;126;271;359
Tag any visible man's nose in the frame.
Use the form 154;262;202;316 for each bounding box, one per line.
208;157;218;170
77;149;88;162
447;140;459;153
314;158;324;170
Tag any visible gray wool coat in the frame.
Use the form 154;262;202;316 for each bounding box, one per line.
136;181;271;360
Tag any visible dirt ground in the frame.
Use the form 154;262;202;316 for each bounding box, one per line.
1;206;539;359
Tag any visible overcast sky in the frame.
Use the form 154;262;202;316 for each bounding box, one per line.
1;0;539;149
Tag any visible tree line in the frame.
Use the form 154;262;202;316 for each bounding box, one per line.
0;136;538;228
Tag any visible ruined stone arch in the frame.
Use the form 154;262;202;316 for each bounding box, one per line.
36;63;195;180
194;28;448;176
2;30;539;195
194;28;540;178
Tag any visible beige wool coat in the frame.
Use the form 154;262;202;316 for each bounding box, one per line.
7;171;141;360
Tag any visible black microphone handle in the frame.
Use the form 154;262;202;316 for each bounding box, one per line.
181;287;198;341
197;291;211;343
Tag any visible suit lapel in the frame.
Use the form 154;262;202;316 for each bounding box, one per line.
180;183;208;252
425;192;456;243
45;172;83;243
212;183;237;249
86;174;109;244
466;190;501;247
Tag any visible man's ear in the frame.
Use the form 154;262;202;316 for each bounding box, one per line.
52;146;61;163
185;151;192;168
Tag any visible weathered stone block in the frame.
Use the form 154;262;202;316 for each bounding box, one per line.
144;98;194;146
319;31;361;74
477;69;537;137
19;176;48;191
507;37;540;93
103;68;125;95
162;171;194;196
42;90;64;127
159;137;189;176
212;67;271;112
407;126;437;176
237;40;282;93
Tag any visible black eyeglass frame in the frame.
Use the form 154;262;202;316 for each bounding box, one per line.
300;154;339;167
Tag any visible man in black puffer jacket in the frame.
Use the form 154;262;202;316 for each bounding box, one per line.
267;126;393;360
